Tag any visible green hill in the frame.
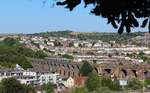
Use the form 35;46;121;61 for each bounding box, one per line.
0;37;48;69
33;31;145;43
33;30;72;38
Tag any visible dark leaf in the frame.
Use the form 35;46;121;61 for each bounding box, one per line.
111;20;118;29
118;22;124;34
91;5;101;16
126;26;131;33
125;19;132;27
132;18;139;27
107;18;111;24
56;0;150;33
128;13;139;27
57;0;81;11
148;21;150;33
141;18;148;28
84;0;96;7
57;1;66;5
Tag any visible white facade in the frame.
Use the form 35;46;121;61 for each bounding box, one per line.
0;69;59;86
94;43;102;48
47;42;54;46
0;69;37;85
74;43;79;47
23;71;37;76
17;76;37;85
62;77;74;88
39;73;58;85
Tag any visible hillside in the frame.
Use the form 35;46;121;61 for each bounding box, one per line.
33;30;72;38
128;33;150;47
33;31;145;43
0;37;48;69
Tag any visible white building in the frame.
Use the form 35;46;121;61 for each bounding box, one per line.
0;68;60;86
62;77;74;88
47;41;54;46
0;69;37;85
74;42;79;47
39;73;59;85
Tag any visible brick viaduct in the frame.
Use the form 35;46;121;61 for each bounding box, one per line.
31;58;150;80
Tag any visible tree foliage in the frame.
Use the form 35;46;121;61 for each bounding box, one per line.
0;78;35;93
2;37;19;46
145;79;150;87
0;45;32;69
85;73;101;92
35;31;145;44
23;84;36;93
57;0;150;33
54;40;63;46
72;87;88;93
127;78;143;90
101;78;121;91
34;50;48;59
0;39;48;69
42;82;54;93
61;54;74;59
94;87;111;93
80;61;93;76
34;30;72;38
85;73;121;92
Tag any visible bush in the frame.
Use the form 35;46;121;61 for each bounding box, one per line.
101;78;121;91
145;79;150;87
42;82;54;93
127;78;143;90
62;54;74;59
72;87;88;93
95;87;112;93
86;73;101;92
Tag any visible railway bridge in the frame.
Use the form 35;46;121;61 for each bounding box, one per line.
31;58;150;80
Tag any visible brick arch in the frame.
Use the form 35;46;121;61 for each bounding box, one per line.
76;65;80;70
94;67;98;73
131;69;138;78
71;65;75;69
62;64;65;68
118;68;128;79
104;68;112;74
121;69;128;77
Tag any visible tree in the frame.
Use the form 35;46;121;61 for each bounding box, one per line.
80;61;93;76
56;0;150;33
34;50;48;59
85;73;101;92
100;77;121;91
3;37;19;46
94;87;111;93
69;42;74;47
127;78;143;90
108;54;112;58
0;78;25;93
0;45;33;69
72;87;88;93
23;84;36;93
61;54;74;59
54;40;63;46
144;79;150;87
110;80;121;91
42;82;54;93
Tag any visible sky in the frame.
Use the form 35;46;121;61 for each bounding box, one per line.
0;0;147;34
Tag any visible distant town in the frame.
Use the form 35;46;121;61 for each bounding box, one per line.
0;31;150;93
